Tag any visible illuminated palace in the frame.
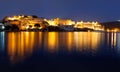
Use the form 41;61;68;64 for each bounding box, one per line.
3;15;104;31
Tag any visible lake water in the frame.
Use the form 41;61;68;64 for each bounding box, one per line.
0;32;120;72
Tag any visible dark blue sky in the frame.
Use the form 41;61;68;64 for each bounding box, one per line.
0;0;120;22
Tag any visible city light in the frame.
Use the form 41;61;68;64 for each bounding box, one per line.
2;15;104;31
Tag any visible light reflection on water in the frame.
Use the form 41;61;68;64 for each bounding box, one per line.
1;32;120;63
74;32;103;52
7;32;35;63
0;32;5;52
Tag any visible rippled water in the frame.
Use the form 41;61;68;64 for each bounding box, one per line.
0;32;120;72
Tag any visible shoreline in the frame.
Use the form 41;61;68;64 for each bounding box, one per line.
0;30;105;32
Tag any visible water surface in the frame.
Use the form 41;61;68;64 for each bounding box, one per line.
0;32;120;72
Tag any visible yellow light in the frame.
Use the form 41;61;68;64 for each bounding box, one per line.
74;32;101;53
7;32;35;64
47;32;58;52
4;15;104;31
114;28;119;32
106;29;110;32
26;26;29;29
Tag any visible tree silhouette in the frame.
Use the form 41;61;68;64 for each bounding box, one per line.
32;15;38;18
4;24;19;31
34;24;40;28
42;21;49;26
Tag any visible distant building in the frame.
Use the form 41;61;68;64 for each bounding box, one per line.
46;18;75;26
101;21;120;32
75;21;104;31
3;15;49;30
2;15;104;31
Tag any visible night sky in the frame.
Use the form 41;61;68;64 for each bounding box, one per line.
0;0;120;22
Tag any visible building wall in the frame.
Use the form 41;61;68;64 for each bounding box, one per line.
75;21;104;31
3;15;104;31
46;18;75;26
